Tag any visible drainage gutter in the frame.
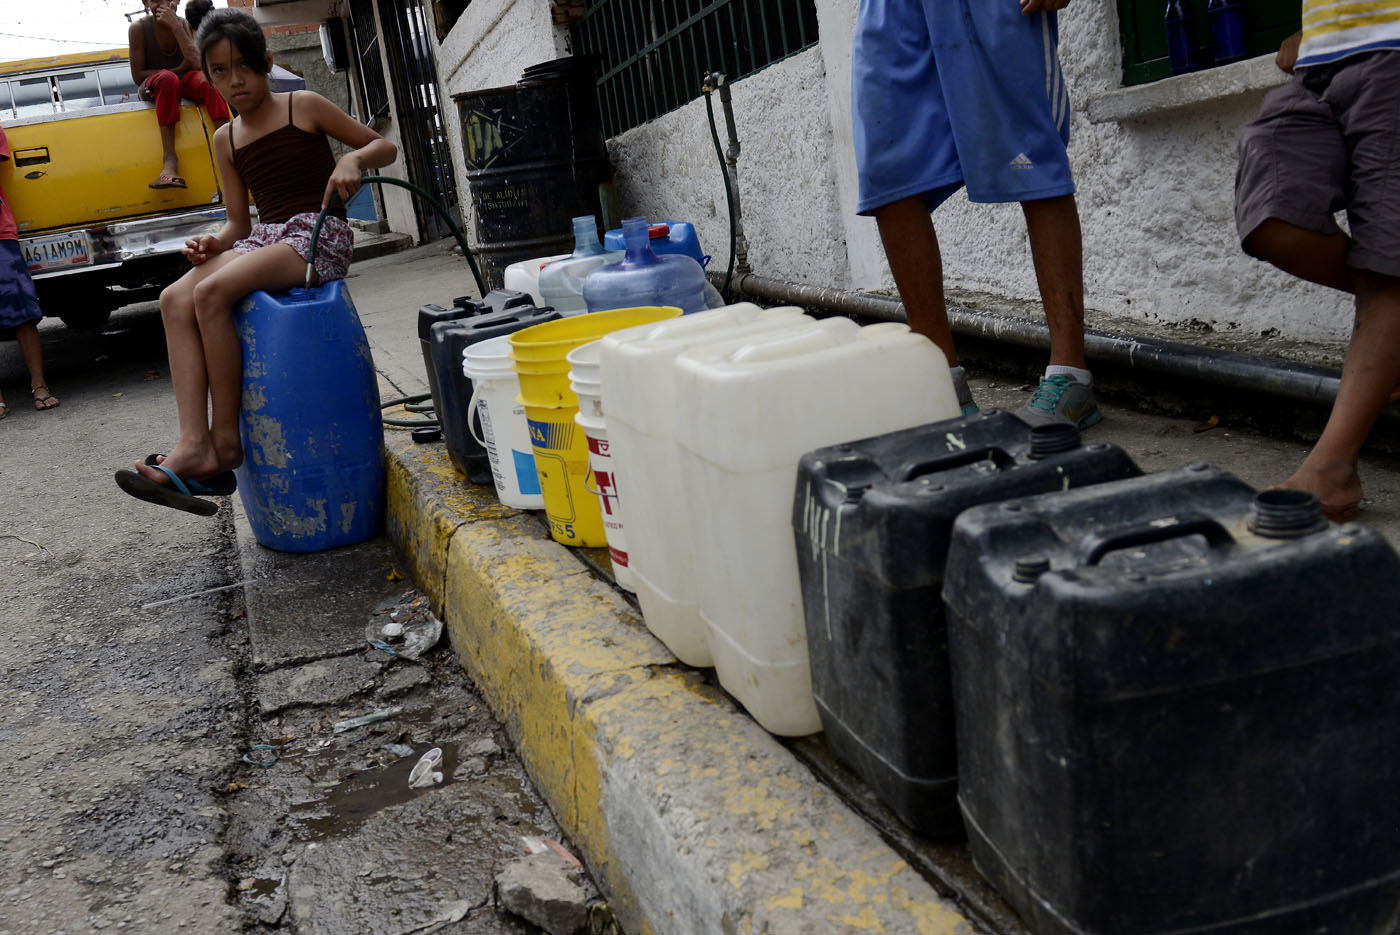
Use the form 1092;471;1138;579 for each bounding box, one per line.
717;270;1342;407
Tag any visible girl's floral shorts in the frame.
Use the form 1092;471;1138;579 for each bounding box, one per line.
232;212;353;285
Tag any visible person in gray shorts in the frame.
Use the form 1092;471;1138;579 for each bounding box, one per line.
1235;23;1400;521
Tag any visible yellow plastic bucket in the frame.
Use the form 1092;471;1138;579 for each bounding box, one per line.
510;306;681;546
510;306;682;366
523;401;607;546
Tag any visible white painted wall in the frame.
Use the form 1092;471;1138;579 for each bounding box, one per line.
429;0;1353;357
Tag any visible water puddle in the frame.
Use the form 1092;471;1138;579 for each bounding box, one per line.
291;741;459;841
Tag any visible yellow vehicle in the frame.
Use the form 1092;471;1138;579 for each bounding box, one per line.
0;48;227;329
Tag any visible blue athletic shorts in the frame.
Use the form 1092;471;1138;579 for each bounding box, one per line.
852;0;1076;214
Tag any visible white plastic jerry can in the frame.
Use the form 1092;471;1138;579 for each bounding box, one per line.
598;303;811;666
503;253;569;307
671;318;960;736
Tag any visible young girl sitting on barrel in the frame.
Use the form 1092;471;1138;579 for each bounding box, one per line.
117;8;397;515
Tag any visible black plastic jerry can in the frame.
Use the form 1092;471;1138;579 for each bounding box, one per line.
943;463;1400;935
429;302;558;483
417;288;532;418
791;410;1142;837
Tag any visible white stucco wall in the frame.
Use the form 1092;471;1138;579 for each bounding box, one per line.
816;0;1352;352
607;49;849;287
431;0;1353;357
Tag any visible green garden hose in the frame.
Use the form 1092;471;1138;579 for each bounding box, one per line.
300;175;487;431
306;174;486;295
702;77;738;297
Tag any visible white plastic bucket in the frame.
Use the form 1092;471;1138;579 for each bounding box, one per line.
567;341;634;590
595;304;810;667
463;334;544;510
672;318;960;736
503;253;569;306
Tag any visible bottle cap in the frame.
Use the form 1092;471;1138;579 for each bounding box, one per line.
648;224;670;239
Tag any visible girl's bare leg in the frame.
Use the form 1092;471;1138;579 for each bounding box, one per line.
136;244;307;484
150;262;223;480
14;321;56;404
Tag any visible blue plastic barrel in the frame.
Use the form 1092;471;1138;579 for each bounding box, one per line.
234;282;385;552
583;216;709;315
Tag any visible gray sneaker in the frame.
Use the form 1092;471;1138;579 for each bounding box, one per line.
952;368;979;417
1017;374;1103;429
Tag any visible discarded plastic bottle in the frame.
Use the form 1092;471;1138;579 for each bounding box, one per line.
1208;0;1247;65
1165;0;1203;74
582;216;709;316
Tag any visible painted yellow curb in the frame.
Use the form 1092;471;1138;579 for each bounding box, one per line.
383;426;980;935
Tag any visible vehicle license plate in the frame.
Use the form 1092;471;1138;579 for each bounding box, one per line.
22;230;91;274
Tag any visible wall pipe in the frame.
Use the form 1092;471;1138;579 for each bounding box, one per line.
713;270;1343;407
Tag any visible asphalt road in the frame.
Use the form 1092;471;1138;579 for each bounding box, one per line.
0;304;246;932
0;303;592;934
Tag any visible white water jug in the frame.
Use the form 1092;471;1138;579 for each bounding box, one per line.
503;253;569;306
598;304;810;666
672;319;959;736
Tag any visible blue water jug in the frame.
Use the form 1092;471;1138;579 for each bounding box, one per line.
604;219;708;268
539;215;621;316
583;216;709;315
234;282;384;553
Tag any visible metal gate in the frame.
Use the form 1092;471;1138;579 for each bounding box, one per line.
377;0;458;241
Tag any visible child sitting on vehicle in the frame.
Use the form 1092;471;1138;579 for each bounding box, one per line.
128;0;231;189
115;8;397;515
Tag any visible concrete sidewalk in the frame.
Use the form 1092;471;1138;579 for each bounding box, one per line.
339;240;1400;934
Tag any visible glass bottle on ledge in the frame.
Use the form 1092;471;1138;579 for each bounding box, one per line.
1208;0;1248;65
1165;0;1204;74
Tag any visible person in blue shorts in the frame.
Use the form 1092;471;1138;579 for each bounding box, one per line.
852;0;1099;428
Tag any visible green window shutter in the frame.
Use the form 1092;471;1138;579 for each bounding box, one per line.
1117;0;1302;86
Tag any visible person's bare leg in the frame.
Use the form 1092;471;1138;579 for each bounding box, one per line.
141;263;225;483
874;195;957;366
1244;219;1354;293
1278;270;1400;519
158;123;179;180
1022;194;1087;370
14;321;57;408
198;245;306;467
136;244;308;485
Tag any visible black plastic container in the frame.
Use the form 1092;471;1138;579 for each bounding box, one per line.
944;464;1400;935
417;289;532;418
452;56;612;290
429;304;558;482
792;410;1141;836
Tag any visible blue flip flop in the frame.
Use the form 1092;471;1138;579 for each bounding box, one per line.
143;454;237;495
115;459;236;516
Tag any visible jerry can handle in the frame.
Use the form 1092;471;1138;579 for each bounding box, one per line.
897;446;1015;483
1079;512;1234;566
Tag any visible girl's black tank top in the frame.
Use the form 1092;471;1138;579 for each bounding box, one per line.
230;92;347;226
